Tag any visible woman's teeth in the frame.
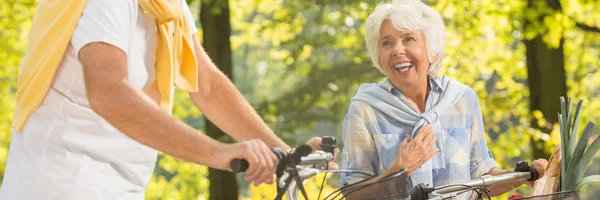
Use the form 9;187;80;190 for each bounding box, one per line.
393;62;413;72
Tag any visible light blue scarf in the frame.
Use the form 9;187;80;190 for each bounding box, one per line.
351;75;468;185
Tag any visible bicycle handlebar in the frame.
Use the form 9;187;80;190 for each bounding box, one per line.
413;161;540;200
230;147;333;173
300;150;334;165
229;138;338;200
433;172;531;195
230;144;313;173
230;159;250;173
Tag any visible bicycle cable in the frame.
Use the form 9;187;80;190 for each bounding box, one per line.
317;162;329;200
450;187;490;200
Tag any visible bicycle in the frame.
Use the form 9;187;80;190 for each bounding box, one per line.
327;161;573;200
231;137;578;200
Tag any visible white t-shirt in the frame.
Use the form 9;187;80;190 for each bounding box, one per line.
0;0;198;199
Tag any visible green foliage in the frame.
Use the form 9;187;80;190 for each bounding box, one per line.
0;0;36;188
146;153;210;200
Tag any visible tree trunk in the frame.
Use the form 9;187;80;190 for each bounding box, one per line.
199;1;237;199
525;0;567;160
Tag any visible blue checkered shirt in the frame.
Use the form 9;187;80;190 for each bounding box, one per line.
340;78;498;198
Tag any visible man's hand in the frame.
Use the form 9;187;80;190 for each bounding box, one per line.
218;139;279;186
305;137;340;170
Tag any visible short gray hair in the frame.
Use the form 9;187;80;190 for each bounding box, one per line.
365;0;446;78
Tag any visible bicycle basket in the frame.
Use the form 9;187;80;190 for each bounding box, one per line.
332;170;411;200
515;191;579;200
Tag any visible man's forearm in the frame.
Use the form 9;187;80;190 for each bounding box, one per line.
81;42;228;169
91;81;225;166
189;37;288;150
189;74;288;150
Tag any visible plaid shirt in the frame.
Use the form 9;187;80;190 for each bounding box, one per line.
340;78;498;197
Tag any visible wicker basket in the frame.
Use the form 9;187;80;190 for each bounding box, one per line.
329;170;411;200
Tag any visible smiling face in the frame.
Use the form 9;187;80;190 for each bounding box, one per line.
378;20;432;92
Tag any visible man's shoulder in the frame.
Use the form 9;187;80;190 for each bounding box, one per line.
80;0;140;26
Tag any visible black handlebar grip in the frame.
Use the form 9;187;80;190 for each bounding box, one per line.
515;160;539;181
515;161;529;171
231;159;249;173
320;136;337;154
529;167;540;181
230;148;286;174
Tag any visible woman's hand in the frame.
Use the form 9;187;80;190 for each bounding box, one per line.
391;124;439;175
524;158;548;186
305;137;340;169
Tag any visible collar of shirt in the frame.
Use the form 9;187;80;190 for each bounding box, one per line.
379;77;444;95
378;77;443;112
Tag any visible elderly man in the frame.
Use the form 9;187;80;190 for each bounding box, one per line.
0;0;335;199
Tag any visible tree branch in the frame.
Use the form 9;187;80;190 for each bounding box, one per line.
576;22;600;34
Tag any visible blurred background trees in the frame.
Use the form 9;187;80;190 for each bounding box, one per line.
1;0;599;199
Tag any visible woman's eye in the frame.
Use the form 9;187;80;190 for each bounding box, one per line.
404;37;416;42
382;41;392;46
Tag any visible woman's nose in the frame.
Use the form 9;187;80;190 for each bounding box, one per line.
392;44;406;57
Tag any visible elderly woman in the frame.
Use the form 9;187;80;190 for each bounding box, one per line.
340;0;547;198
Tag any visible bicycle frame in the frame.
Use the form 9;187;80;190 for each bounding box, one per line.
283;150;334;200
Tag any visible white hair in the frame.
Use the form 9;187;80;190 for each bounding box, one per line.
365;0;446;78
